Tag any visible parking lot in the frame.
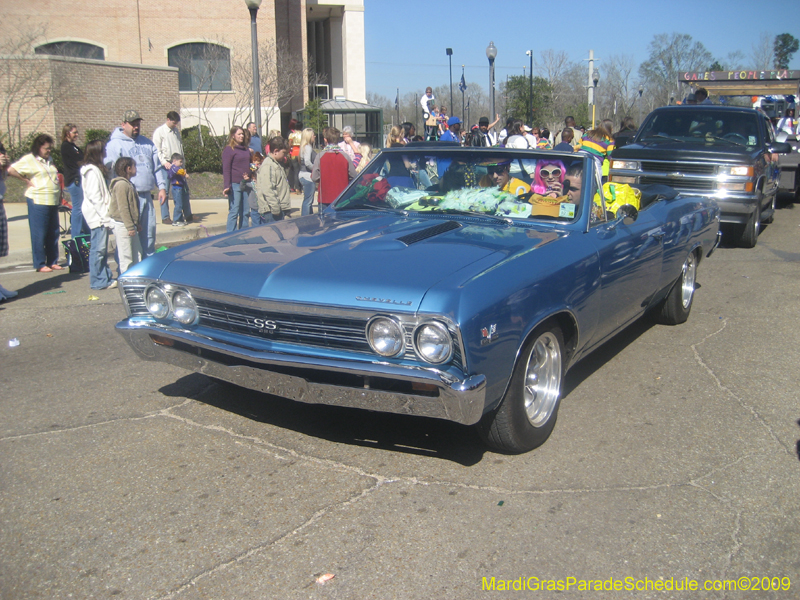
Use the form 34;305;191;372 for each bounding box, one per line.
1;200;799;599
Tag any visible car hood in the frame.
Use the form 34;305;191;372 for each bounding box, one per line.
156;213;566;311
613;142;760;163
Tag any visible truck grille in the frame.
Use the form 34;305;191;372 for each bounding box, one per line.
641;161;715;175
639;176;715;191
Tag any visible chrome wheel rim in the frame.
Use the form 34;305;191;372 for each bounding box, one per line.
523;332;562;427
681;253;697;309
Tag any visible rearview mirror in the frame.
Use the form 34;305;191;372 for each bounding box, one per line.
616;204;639;225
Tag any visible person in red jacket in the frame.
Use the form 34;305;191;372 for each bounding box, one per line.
311;127;356;207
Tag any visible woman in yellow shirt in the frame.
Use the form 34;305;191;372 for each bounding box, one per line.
8;134;63;272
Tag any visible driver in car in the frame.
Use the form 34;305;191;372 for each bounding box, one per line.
480;159;530;196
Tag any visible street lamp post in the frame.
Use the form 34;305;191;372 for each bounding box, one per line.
591;69;599;129
446;48;453;119
526;49;533;126
486;42;497;126
245;0;262;134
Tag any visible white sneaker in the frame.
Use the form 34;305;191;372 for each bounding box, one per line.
172;221;187;227
0;285;18;299
106;280;118;290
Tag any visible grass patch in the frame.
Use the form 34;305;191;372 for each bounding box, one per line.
2;171;225;202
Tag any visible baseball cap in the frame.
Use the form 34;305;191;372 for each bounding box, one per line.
447;116;462;126
123;110;142;123
523;125;533;132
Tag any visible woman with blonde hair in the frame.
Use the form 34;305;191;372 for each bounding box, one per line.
387;126;405;147
355;144;372;173
297;128;317;215
221;126;251;231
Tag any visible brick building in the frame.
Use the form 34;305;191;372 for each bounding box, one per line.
0;0;365;140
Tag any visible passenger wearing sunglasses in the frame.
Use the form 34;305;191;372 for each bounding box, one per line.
532;159;566;197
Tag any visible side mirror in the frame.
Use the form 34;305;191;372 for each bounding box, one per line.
769;141;792;154
616;204;639;225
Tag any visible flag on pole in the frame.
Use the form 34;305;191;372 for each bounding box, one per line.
394;88;399;110
458;73;467;93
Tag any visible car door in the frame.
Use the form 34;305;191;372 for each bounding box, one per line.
588;193;665;342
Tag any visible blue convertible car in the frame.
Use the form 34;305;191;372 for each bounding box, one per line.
116;146;720;453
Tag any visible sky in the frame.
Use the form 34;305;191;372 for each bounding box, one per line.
363;0;800;100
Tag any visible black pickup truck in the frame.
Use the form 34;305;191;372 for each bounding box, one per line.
609;106;793;247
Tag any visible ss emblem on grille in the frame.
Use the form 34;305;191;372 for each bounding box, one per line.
252;318;277;331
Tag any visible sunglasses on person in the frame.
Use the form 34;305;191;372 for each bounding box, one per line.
487;165;508;175
540;168;562;177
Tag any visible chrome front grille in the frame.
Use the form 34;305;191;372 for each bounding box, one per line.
196;298;370;352
639;176;715;191
120;284;464;369
641;161;715;175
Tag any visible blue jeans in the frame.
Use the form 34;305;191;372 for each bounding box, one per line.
161;182;172;220
67;181;90;238
172;185;192;223
226;183;247;232
137;192;156;257
250;208;266;226
27;199;60;269
89;226;113;289
299;175;316;215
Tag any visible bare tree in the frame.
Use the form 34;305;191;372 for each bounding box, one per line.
750;32;774;70
230;38;312;133
0;21;75;148
638;33;713;107
168;40;232;144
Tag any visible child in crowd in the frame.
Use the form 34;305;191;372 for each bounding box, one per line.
108;157;142;274
255;137;291;222
244;152;264;225
553;128;575;152
167;153;192;226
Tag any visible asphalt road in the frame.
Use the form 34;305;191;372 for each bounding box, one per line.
1;201;799;599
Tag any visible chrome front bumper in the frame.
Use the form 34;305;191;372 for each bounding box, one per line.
116;320;487;425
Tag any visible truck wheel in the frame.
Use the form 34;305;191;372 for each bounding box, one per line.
656;250;697;325
478;323;563;454
739;199;761;248
764;194;776;224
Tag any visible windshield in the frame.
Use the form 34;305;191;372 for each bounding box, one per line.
333;149;591;223
638;110;760;147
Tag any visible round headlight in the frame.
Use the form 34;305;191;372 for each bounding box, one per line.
171;290;198;325
145;285;170;319
414;321;452;364
367;317;405;357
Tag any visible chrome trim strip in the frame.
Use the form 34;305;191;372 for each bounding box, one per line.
117;321;486;425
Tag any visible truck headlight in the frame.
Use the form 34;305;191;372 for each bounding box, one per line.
367;317;405;357
611;160;639;170
718;165;753;177
145;285;170;319
171;290;198;325
610;175;637;184
414;321;453;364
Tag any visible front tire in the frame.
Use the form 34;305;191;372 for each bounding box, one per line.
479;323;564;453
739;198;761;248
657;251;697;325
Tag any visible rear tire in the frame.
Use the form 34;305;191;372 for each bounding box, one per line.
657;251;697;325
478;323;564;454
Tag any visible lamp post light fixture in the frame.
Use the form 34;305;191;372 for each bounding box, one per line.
591;68;599;129
525;49;533;126
245;0;262;134
486;42;497;124
446;48;453;119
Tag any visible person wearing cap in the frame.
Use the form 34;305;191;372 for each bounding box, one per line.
104;110;168;258
470;115;500;147
439;116;462;143
479;160;531;197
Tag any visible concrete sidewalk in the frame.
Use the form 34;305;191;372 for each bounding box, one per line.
0;192;307;268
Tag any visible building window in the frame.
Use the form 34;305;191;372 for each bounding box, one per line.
35;41;104;60
168;43;231;92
